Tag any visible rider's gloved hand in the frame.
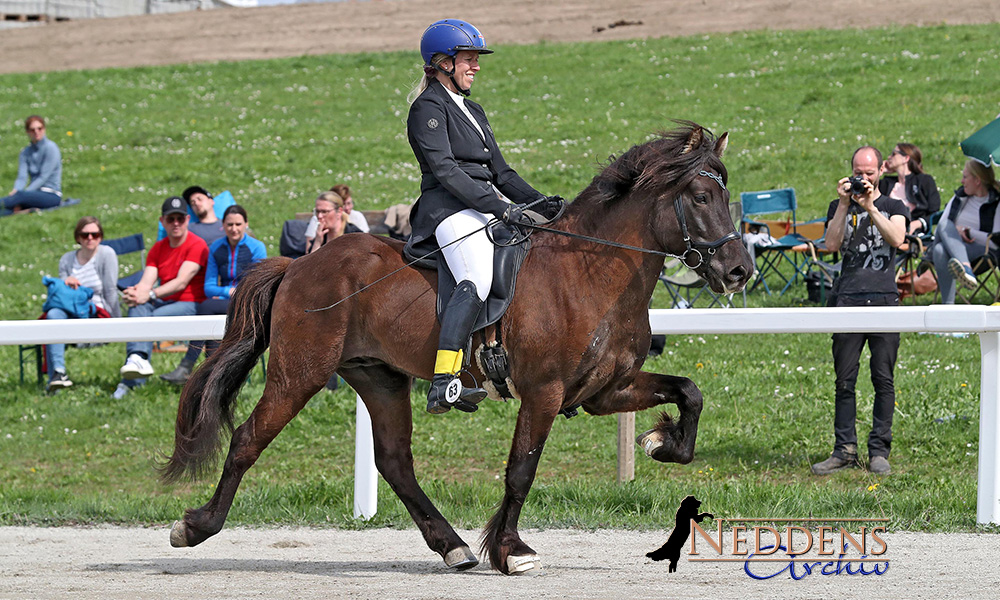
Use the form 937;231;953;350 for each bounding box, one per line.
539;195;565;219
500;204;527;225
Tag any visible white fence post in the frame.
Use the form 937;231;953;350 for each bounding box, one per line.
353;393;377;520
978;332;1000;525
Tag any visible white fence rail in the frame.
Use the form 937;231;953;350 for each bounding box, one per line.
2;305;999;525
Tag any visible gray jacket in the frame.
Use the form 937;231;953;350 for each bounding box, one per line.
58;244;120;318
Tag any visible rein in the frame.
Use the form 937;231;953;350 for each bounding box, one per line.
304;170;739;312
518;170;740;269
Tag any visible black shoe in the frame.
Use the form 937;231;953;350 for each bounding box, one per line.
160;361;193;385
426;374;487;414
47;371;73;392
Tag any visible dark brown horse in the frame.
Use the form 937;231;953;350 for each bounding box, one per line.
162;122;754;574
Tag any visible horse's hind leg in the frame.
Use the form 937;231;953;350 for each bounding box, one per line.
171;371;326;548
340;362;478;570
584;371;703;464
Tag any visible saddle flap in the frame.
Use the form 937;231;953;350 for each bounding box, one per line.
436;224;531;332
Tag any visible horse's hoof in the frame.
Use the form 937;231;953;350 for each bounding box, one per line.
169;521;189;548
506;553;541;575
636;429;664;457
444;546;478;570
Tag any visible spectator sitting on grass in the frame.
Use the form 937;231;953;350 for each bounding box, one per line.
113;196;208;399
1;116;62;215
161;204;266;385
44;216;120;392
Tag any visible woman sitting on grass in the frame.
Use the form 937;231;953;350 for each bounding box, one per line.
932;160;1000;303
2;116;62;215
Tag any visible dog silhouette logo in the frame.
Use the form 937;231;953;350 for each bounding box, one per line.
647;495;714;572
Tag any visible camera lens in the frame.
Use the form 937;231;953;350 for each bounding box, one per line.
849;176;866;195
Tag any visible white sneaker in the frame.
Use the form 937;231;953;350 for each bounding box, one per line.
112;383;131;400
120;354;154;379
948;258;979;291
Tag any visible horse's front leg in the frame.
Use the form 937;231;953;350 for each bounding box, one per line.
583;371;703;464
481;386;561;575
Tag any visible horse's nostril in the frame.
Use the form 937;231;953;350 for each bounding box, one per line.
730;265;749;282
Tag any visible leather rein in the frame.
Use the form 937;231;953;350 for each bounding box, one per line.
305;170;740;313
513;170;741;269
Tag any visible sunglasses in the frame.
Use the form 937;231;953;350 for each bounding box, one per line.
315;208;340;215
164;215;187;224
79;231;102;239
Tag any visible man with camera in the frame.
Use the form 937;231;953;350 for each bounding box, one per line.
811;146;909;476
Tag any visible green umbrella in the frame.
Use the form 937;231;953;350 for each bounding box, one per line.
961;116;1000;167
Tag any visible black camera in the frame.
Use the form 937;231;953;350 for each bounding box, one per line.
847;175;867;195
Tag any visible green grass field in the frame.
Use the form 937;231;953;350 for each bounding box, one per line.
1;24;998;532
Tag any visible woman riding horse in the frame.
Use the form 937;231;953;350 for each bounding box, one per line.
162;122;753;575
405;19;557;414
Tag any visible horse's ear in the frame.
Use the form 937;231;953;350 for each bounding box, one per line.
715;132;729;157
681;127;703;155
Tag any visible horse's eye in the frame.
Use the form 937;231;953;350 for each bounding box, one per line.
693;193;708;205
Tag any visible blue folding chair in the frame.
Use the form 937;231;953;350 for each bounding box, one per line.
101;233;146;290
740;188;821;295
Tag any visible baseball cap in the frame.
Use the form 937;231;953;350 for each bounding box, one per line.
162;196;188;217
182;185;212;204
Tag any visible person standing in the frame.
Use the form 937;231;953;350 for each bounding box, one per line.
812;146;909;476
405;19;554;414
2;116;62;214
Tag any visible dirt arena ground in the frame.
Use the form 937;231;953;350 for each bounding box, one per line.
2;526;999;599
0;0;998;75
3;1;1000;597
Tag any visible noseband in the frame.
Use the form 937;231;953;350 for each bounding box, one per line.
672;170;742;269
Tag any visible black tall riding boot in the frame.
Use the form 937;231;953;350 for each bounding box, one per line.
427;280;488;414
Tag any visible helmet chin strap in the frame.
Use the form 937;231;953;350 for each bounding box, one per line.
434;62;471;97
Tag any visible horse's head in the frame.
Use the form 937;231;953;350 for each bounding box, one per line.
641;123;754;294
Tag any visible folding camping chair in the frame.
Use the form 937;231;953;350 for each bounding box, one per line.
101;233;146;290
740;188;822;295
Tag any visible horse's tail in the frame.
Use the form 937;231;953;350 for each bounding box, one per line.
159;257;293;483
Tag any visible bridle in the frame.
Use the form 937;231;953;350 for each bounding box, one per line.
671;170;742;269
516;168;741;269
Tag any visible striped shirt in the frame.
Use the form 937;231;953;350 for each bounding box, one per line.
71;253;105;310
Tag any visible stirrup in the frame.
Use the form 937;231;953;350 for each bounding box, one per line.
427;374;486;414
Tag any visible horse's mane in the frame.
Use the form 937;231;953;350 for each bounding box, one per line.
583;121;727;206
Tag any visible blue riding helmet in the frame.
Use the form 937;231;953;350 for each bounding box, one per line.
420;19;494;66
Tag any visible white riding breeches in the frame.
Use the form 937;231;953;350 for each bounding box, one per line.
435;208;494;302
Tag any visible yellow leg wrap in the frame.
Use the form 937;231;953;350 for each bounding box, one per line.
434;349;464;375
